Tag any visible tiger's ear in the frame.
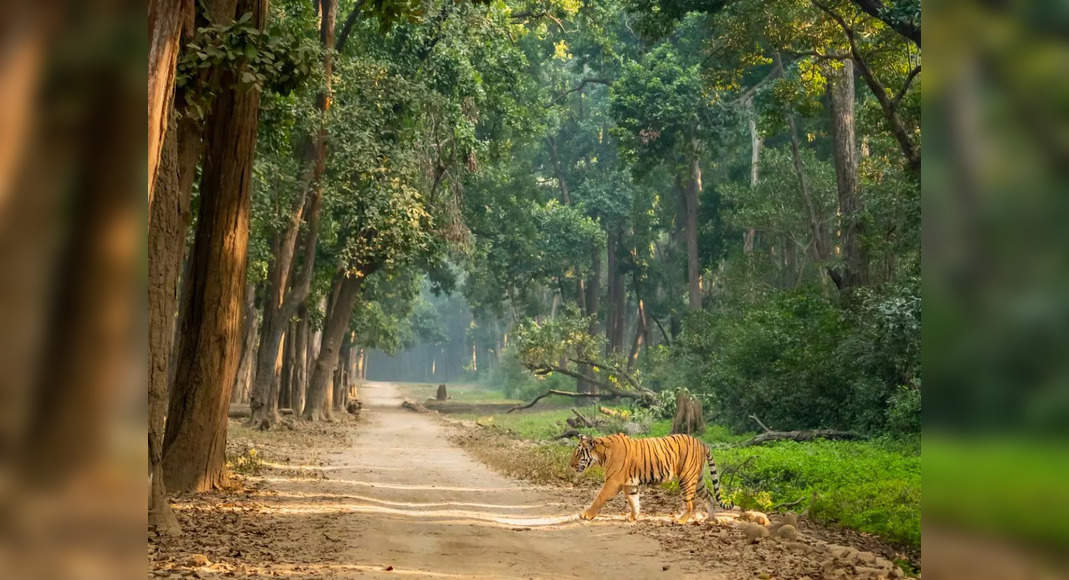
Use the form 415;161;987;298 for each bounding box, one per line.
578;434;591;442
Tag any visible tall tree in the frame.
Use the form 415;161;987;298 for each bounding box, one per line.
162;0;268;492
247;0;334;428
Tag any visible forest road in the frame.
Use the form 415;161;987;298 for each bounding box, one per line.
265;381;722;579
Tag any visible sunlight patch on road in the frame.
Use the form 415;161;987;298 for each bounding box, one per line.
253;475;523;492
268;490;556;510
260;461;406;472
229;562;528;579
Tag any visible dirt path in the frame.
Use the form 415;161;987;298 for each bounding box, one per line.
151;382;911;579
258;381;715;579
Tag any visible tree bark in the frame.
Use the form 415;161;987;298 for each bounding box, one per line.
148;0;193;204
162;0;266;493
606;227;627;354
744;96;760;254
280;319;296;410
303;273;363;421
626;299;648;372
292;306;309;414
671;390;705;435
827;59;867;290
148;112;193;534
684;155;702;310
231;282;260;405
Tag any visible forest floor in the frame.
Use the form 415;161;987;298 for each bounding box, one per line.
149;382;911;579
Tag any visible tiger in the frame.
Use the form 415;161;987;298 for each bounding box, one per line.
570;433;732;523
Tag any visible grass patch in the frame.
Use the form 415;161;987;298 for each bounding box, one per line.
715;438;920;548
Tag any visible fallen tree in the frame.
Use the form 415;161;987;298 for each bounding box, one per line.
732;415;862;447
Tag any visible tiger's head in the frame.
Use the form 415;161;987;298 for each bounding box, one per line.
570;434;601;473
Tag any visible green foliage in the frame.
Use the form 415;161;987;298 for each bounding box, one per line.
177;8;320;119
667;283;920;433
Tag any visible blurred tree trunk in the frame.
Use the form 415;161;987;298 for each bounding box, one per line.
231;283;259;405
162;0;266;493
627;299;647;372
671;391;705;435
827;59;867;291
744;95;760;254
684;155;702;310
292;305;309;414
606;227;626;354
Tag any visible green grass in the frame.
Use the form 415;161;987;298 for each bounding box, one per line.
396;382;520;403
715;438;920;548
458;404;920;550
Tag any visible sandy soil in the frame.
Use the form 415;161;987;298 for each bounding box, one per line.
149;381;912;579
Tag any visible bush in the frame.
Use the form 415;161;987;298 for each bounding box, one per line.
664;283;919;434
886;381;921;433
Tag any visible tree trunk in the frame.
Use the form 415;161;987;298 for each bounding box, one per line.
605;228;626;354
247;0;333;428
627;299;647;372
231;282;260;404
827;59;867;290
148;0;192;204
684;156;702;310
304;273;363;421
744;96;760;254
148;112;194;534
578;246;602;395
292;305;309;414
161;0;266;493
280;319;296;411
671;391;705;435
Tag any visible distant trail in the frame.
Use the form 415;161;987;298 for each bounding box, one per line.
266;381;720;579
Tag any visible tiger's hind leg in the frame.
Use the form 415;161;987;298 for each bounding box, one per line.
624;485;641;522
677;474;699;523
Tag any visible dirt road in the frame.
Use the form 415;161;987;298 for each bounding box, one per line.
256;381;715;579
152;382;911;579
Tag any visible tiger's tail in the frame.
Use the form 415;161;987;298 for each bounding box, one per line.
701;446;733;511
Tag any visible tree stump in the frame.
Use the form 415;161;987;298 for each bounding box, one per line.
671;390;705;435
436;384;448;401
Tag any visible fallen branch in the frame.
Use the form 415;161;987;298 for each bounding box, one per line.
737;429;862;447
748;414;774;433
401;400;429;413
556;428;581;439
564;410;598;429
772;496;807;511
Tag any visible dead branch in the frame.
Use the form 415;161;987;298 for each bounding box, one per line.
737;429;862;447
506;389;606;413
570;408;596;428
748;414;775;433
772;496;807;511
556;428;581;439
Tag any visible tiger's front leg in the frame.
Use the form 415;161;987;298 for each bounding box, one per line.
580;481;622;520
